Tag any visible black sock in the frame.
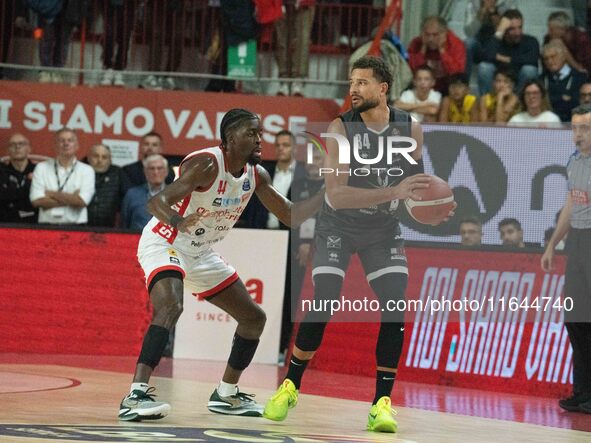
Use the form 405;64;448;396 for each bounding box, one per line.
285;355;309;389
373;370;396;405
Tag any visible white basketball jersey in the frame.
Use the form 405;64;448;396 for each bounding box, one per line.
143;146;258;255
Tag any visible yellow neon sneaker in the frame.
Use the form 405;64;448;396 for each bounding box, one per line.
263;379;298;421
367;396;398;433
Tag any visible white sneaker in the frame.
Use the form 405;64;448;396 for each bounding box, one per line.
141;75;162;90
51;72;64;83
277;82;289;96
292;81;304;97
162;76;176;90
113;71;125;87
100;69;114;85
39;71;52;83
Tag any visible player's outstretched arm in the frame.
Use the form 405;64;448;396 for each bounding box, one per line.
254;165;324;228
324;117;429;209
147;155;218;233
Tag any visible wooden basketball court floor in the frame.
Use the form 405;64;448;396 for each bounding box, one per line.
1;354;590;443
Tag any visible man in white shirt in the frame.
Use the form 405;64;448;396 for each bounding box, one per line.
267;130;297;229
30;128;95;225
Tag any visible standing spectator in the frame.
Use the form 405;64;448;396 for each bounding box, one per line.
274;0;315;97
33;0;91;83
580;82;591;105
479;67;519;122
240;130;306;229
544;11;591;74
1;0;28;79
459;216;482;246
498;217;525;248
121;154;168;230
407;16;466;94
99;0;135;87
541;40;588;122
140;0;184;90
438;73;478;123
478;9;539;95
541;104;591;414
463;0;515;77
205;0;257;93
29;128;95;225
86;143;125;227
508;79;562;127
122;132;175;188
394;65;442;123
0;133;37;223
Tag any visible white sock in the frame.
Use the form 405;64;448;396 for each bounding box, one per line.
130;383;149;394
217;381;237;397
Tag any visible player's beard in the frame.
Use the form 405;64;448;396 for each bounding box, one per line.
352;96;380;113
247;151;262;165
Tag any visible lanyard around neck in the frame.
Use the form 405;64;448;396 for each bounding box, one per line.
54;160;76;191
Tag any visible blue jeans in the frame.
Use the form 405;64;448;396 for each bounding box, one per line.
478;62;539;95
464;37;481;79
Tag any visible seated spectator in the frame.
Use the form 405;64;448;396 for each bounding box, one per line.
86;143;125;227
459;216;483;246
408;16;466;93
29;128;95;225
508;79;562;127
580;82;591;105
123;132;175;188
479;67;519;122
394;65;442;123
121;154;168;231
478;9;539;95
463;0;516;76
498;217;525;248
438;73;478;123
543;11;591;74
0;133;37;223
541;40;588;122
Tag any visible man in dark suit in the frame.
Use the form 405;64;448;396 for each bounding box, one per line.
239;130;306;229
238;130;306;358
541;40;588;122
123;131;176;188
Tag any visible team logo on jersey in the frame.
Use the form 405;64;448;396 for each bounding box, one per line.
328;252;339;263
167;249;178;257
212;197;222;207
242;178;251;191
327;236;341;249
169;256;180;265
195;228;205;236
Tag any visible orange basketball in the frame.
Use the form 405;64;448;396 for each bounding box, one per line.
404;175;455;224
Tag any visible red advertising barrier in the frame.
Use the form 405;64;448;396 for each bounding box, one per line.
0;227;151;355
0;226;572;397
301;247;572;398
0;81;340;160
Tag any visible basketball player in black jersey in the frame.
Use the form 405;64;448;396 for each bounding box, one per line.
264;56;455;432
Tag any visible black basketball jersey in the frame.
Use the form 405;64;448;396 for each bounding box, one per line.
318;105;413;232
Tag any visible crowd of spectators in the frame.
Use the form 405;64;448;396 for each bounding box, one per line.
1;1;591;110
401;6;591;126
0;128;178;231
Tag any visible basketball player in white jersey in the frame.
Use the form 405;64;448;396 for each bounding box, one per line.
118;109;324;421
